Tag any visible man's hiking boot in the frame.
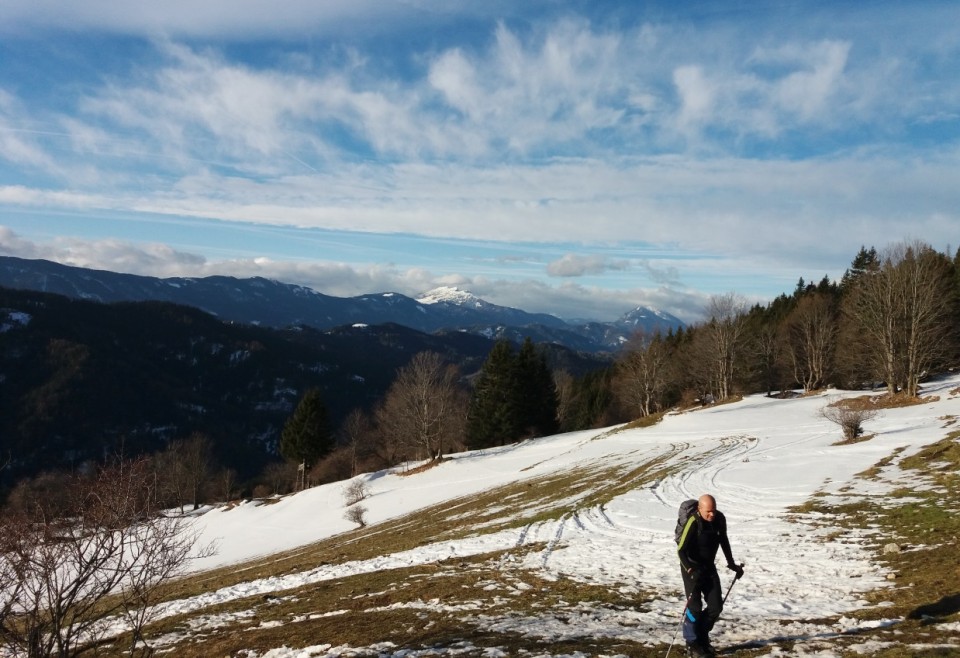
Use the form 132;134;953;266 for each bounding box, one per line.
700;636;717;657
685;640;710;658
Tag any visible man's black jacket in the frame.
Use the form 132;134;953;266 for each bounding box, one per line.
677;510;735;573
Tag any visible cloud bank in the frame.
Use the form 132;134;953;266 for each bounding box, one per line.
0;2;957;321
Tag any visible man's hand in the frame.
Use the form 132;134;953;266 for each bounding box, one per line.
727;563;744;579
687;567;701;582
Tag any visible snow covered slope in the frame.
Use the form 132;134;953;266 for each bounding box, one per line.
137;375;960;655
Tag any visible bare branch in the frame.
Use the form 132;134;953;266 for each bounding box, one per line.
0;458;215;658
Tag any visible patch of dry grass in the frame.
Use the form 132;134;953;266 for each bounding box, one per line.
856;446;907;480
788;431;960;656
831;432;877;446
831;392;937;412
97;539;666;657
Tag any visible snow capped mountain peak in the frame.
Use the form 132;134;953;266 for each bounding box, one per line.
416;286;484;307
619;305;678;325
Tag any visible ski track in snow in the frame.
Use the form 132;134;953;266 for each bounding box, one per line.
91;375;960;655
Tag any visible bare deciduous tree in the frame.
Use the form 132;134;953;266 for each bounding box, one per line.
749;322;786;396
261;461;298;496
615;331;670;417
674;327;716;406
552;369;575;430
0;458;214;658
156;432;215;512
309;448;354;486
215;467;238;503
703;293;749;400
339;408;379;476
844;240;954;396
375;351;467;462
782;293;837;392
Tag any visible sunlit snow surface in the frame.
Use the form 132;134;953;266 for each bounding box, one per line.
132;375;960;655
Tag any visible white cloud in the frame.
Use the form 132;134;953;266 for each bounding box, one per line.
0;230;207;277
638;260;681;287
673;65;715;133
3;142;956;284
0;92;61;170
429;49;482;118
546;253;629;277
467;278;708;324
766;41;851;122
0;227;709;322
0;226;43;259
5;15;957;178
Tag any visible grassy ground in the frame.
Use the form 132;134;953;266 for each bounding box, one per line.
784;408;960;657
133;554;665;658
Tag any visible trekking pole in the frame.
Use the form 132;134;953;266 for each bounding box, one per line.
721;563;745;608
665;592;693;658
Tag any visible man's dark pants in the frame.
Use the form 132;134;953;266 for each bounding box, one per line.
680;566;723;646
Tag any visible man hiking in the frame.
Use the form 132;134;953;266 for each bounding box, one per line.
676;494;744;657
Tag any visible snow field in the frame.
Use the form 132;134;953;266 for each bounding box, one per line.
117;375;960;655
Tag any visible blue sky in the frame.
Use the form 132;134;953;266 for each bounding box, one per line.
1;1;958;323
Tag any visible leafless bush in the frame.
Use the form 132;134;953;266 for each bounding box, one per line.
0;458;215;658
820;401;880;441
260;461;298;495
342;480;370;506
117;514;215;656
311;448;353;486
251;484;274;500
344;504;367;527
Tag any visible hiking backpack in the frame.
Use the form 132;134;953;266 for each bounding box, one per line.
674;498;698;544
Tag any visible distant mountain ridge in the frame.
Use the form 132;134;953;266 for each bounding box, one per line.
0;282;610;490
0;257;684;351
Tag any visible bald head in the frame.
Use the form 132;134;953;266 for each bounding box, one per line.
698;494;717;521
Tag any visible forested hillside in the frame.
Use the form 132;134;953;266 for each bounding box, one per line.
0;286;608;499
609;242;960;419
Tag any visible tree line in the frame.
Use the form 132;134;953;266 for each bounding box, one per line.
274;239;959;494
6;239;959;506
9;241;960;502
276;337;562;487
612;239;959;417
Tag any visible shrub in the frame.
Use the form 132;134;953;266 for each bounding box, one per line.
344;504;367;527
343;480;369;506
821;401;880;441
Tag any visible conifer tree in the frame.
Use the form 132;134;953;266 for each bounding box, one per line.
840;246;879;291
793;277;806;298
466;339;561;448
515;338;559;437
466;341;518;449
567;368;614;430
280;387;333;468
